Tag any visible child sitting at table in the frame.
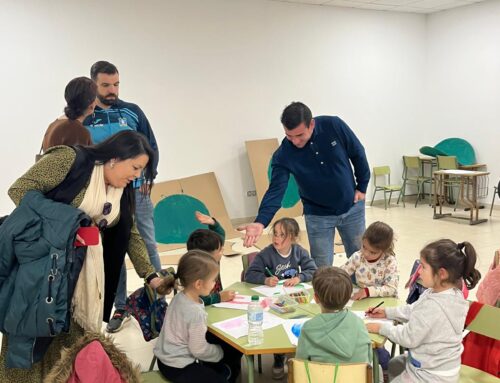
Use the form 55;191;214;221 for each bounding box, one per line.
341;221;399;300
244;217;317;379
154;250;241;383
187;211;236;305
296;267;373;365
366;239;481;383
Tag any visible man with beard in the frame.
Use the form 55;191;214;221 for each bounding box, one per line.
84;61;161;333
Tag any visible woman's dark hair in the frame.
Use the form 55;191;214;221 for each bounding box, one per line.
272;217;300;242
421;239;481;290
363;221;395;255
82;130;156;212
158;250;219;294
187;229;223;253
313;266;352;311
280;102;313;130
64;77;97;120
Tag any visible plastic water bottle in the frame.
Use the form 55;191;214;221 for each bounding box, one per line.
247;295;264;345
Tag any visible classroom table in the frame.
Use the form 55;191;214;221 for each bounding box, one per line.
433;169;490;225
206;281;401;383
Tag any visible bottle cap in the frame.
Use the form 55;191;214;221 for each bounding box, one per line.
251;295;259;301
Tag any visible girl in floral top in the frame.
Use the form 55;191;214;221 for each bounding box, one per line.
341;221;398;300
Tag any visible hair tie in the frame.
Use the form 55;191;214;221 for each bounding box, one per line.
457;242;465;251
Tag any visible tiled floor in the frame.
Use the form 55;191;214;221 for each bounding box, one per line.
3;200;497;382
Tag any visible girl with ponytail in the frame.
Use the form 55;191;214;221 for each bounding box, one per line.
153;250;241;383
366;239;481;382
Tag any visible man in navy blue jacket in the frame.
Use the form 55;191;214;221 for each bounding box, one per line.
84;61;161;333
239;102;370;268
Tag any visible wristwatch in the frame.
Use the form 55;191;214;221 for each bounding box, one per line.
145;271;160;284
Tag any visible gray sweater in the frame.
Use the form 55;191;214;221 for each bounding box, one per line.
380;288;468;382
245;244;317;284
154;292;223;368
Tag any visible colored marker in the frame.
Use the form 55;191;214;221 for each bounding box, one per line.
265;267;274;278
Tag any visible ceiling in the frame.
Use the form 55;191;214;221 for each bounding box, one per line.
264;0;487;14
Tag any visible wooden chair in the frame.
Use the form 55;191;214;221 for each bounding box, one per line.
370;166;404;209
287;359;373;383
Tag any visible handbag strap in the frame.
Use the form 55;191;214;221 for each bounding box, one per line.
303;360;339;383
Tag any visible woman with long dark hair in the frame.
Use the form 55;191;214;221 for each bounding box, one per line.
1;130;162;382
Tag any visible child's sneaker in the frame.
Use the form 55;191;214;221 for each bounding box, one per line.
272;354;286;380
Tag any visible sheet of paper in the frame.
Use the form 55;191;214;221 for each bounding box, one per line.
345;287;360;308
212;312;285;339
212;295;266;311
251;282;313;297
282;318;311;346
351;310;394;325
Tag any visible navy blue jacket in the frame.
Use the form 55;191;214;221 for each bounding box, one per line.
83;99;159;179
255;116;370;227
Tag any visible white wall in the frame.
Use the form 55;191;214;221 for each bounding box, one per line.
0;0;427;217
426;0;500;207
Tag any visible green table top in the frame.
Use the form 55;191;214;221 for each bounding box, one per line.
206;282;401;355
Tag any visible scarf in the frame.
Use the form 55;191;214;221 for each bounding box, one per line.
72;164;123;332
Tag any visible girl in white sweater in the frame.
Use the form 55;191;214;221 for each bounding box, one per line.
366;239;481;382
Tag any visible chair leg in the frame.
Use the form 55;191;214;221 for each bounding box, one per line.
149;355;157;371
390;342;396;358
371;188;377;207
490;187;497;216
384;191;388;210
415;182;422;207
398;180;406;204
388;191;393;207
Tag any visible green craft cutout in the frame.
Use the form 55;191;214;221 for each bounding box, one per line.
154;194;210;244
267;161;300;208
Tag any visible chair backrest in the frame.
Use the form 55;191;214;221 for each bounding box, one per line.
403;156;421;169
241;251;259;281
373;166;391;187
466;303;500;341
287;359;373;383
437;155;458;170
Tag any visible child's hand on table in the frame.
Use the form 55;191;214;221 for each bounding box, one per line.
366;323;382;334
283;276;301;287
352;289;368;300
219;290;236;302
195;211;215;226
365;307;386;318
265;276;279;287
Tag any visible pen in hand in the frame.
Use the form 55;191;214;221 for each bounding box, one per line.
366;301;384;315
265;267;274;278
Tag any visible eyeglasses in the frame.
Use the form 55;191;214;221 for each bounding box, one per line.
98;202;112;231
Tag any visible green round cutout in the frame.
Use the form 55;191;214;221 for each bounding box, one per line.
154;194;210;244
267;161;300;208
